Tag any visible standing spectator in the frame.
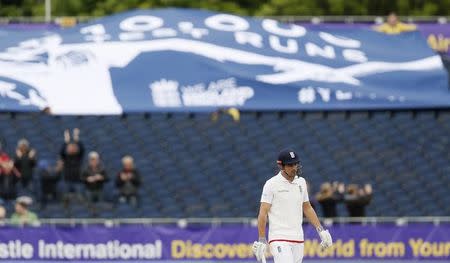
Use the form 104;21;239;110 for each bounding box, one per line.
60;128;84;199
116;155;141;207
315;182;343;218
81;151;107;213
0;141;10;168
37;159;62;208
0;199;6;225
14;139;37;192
10;196;39;226
0;160;21;201
373;12;417;34
344;184;373;217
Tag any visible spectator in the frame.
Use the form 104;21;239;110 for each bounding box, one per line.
211;107;240;123
81;151;108;212
373;12;417;34
0;141;10;168
10;196;39;226
344;184;373;217
0;199;6;225
37;159;62;208
0;160;21;201
441;54;450;87
226;107;240;122
60;128;84;195
13;139;37;191
315;182;343;218
116;155;141;207
42;106;52;115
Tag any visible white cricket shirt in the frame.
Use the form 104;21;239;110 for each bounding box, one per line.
260;172;309;243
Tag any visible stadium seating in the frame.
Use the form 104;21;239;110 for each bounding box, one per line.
0;110;449;218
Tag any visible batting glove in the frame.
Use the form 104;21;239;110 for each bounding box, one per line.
252;237;267;261
317;227;333;248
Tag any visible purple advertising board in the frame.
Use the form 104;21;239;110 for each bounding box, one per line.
0;223;448;261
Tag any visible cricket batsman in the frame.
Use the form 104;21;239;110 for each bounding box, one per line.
252;149;332;262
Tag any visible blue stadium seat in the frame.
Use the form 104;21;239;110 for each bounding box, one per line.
0;110;448;218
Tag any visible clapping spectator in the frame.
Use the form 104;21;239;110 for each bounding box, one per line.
10;196;39;226
344;184;373;217
315;182;343;218
82;151;108;213
37;159;62;208
116;155;141;207
60;128;84;197
14;139;37;192
0;160;21;201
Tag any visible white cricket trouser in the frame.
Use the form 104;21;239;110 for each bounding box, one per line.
269;241;304;263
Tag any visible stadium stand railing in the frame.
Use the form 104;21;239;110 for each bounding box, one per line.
1;216;450;226
1;15;449;26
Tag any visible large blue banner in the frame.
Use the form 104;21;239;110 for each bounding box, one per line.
0;9;449;114
0;224;449;261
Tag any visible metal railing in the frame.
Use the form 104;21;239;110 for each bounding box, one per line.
0;16;94;24
1;216;449;227
266;15;449;24
0;15;449;25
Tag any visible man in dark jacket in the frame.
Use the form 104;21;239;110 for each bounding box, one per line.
60;128;84;193
14;139;37;191
116;155;141;207
315;182;343;218
344;184;373;217
37;159;62;208
82;151;107;205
